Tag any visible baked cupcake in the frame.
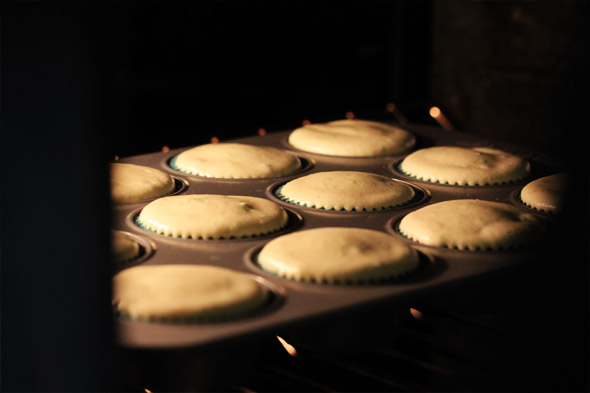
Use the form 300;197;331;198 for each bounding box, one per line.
170;143;301;179
288;119;415;157
113;264;270;322
257;227;420;284
110;163;176;204
398;199;544;251
520;173;569;214
398;146;530;186
275;171;416;211
137;194;288;239
111;231;141;264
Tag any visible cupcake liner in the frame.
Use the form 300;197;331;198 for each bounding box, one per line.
396;163;527;186
274;184;421;212
254;253;420;285
135;215;289;240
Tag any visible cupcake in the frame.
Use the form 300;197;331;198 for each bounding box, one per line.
275;171;416;211
288;119;415;157
137;194;288;239
520;173;569;214
111;231;141;264
170;143;301;179
257;227;420;284
113;264;270;322
398;199;544;251
398;146;530;186
110;163;176;204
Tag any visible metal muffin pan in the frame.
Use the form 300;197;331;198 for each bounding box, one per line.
111;122;562;350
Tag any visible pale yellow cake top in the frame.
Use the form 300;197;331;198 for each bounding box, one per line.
111;231;140;264
137;194;288;239
288;119;415;157
398;199;543;250
257;227;420;283
110;163;175;204
399;146;530;186
113;264;269;321
520;174;569;214
277;171;415;211
172;143;301;179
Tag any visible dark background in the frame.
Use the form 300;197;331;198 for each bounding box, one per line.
2;0;588;391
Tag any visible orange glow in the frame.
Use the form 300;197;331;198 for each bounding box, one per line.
345;111;355;119
114;155;119;161
410;307;423;320
276;335;297;357
257;128;267;136
161;146;170;153
210;137;220;144
429;106;441;118
386;102;396;112
302;119;311;126
429;106;453;131
144;389;152;393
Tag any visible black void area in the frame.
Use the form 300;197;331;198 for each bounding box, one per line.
94;0;433;158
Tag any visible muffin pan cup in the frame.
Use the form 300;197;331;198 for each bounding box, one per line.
111;122;564;351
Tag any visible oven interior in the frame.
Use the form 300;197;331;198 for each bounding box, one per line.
2;1;588;392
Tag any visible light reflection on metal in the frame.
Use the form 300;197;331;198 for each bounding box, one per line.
144;389;153;393
210;136;220;144
385;102;409;125
410;307;423;320
257;128;267;136
429;106;454;131
345;111;355;119
276;335;297;357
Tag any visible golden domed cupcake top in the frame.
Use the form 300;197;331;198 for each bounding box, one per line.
288;119;415;157
398;146;530;186
111;231;140;264
257;227;420;284
137;194;288;239
110;163;175;203
276;171;415;211
520;173;569;214
172;143;301;179
398;199;544;250
113;264;269;321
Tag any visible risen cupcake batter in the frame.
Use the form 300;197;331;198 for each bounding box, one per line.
137;194;288;239
113;264;269;321
398;199;543;250
257;227;420;283
277;171;415;211
520;173;569;214
111;231;140;264
172;143;301;178
288;119;415;157
398;146;530;186
110;163;175;204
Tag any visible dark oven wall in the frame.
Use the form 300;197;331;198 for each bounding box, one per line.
96;0;434;158
2;1;588;392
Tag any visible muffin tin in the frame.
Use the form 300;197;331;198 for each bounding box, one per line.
112;122;562;350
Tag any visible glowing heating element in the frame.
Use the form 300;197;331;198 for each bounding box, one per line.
429;106;454;131
276;335;297;357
